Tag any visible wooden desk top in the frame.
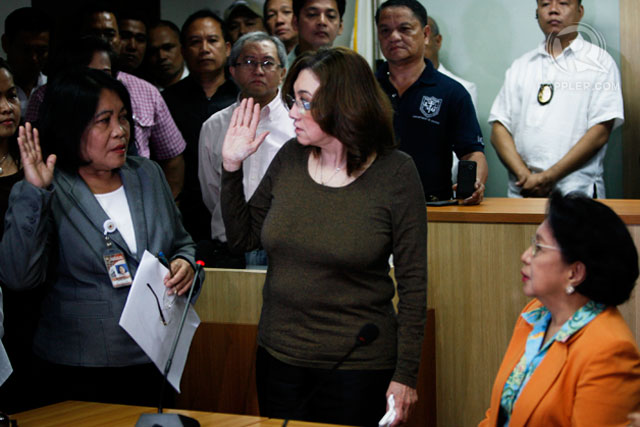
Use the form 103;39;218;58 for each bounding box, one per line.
427;197;640;224
12;401;347;427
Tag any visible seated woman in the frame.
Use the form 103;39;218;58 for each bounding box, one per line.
0;67;197;406
220;47;427;426
479;192;640;426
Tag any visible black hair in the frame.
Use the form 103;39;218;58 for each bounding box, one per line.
38;68;134;173
48;35;116;79
118;10;149;30
149;20;181;39
4;7;51;44
80;1;119;24
0;58;21;168
547;191;639;306
375;0;428;27
292;0;346;19
181;9;227;45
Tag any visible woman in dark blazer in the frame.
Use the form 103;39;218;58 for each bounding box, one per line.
0;68;196;406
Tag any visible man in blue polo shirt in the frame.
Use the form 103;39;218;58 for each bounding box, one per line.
375;0;488;204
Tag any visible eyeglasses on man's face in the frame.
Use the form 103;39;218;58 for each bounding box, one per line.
234;59;281;72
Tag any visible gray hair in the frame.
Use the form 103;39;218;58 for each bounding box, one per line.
228;31;288;70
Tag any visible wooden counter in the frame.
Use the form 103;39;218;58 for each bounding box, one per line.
427;197;640;224
426;197;640;427
12;401;343;427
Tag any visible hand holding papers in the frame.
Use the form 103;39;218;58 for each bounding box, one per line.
119;250;200;392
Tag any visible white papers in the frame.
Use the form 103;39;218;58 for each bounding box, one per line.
119;250;200;392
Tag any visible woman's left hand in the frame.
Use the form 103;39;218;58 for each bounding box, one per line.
164;258;195;296
386;381;418;426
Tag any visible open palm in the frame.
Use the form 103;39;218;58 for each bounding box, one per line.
17;122;56;188
221;98;269;172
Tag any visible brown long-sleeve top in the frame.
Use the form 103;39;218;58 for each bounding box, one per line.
221;140;427;387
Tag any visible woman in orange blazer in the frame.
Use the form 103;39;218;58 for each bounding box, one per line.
479;192;640;427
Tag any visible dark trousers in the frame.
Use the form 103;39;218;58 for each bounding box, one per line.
256;346;393;427
31;358;174;408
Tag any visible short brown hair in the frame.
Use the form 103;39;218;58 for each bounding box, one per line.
282;47;396;174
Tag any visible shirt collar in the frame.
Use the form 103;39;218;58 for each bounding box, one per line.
235;88;285;120
378;58;437;88
534;32;585;60
522;299;605;343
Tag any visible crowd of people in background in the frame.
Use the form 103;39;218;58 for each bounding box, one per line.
0;0;638;426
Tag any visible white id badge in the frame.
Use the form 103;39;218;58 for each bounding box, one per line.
102;219;132;288
103;250;133;288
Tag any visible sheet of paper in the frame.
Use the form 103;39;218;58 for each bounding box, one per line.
119;250;200;392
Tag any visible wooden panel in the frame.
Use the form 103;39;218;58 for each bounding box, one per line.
620;0;640;197
428;197;640;224
176;323;260;415
195;269;265;324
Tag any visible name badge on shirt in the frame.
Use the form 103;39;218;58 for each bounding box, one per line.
537;83;554;105
102;219;133;288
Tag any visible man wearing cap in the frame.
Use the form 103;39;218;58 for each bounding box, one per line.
225;0;267;44
489;0;623;198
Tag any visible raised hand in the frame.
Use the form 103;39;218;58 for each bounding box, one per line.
221;98;269;172
17;122;56;188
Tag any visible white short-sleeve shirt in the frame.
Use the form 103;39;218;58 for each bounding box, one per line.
489;34;624;198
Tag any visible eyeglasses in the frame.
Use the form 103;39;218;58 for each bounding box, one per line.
530;236;560;257
234;59;281;72
285;94;312;113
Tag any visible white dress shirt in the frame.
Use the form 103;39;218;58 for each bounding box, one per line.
198;90;295;241
489;34;623;198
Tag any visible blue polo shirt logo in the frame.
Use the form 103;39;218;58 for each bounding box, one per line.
419;96;442;119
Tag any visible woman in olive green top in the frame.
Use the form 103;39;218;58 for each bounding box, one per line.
220;47;427;427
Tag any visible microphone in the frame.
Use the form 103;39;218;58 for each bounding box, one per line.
136;260;205;427
282;323;379;427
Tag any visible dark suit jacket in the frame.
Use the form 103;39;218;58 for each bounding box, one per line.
0;157;196;367
479;299;640;426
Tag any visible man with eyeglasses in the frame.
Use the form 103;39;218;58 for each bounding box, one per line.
162;10;239;252
199;32;294;268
